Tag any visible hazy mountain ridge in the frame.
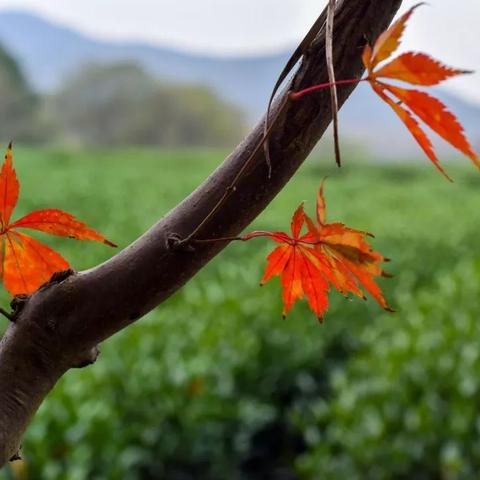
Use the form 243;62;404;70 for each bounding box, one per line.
0;9;478;155
0;10;288;118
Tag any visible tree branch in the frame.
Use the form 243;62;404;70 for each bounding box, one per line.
0;0;402;466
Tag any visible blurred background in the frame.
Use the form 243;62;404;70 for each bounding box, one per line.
0;1;479;479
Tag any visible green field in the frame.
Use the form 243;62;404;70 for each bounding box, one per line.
2;147;480;479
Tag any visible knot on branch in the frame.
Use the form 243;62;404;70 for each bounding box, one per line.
72;345;101;369
166;233;195;253
9;450;21;462
0;270;77;323
44;268;76;289
1;294;31;323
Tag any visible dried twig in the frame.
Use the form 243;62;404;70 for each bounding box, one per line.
326;0;342;167
263;8;328;176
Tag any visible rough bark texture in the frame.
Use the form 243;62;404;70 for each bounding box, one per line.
0;0;402;467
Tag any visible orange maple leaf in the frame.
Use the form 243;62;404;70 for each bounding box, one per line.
243;205;330;320
305;179;393;313
0;144;116;296
363;3;479;179
242;180;391;320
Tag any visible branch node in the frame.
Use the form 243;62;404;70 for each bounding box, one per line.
34;269;77;299
72;345;101;369
46;269;76;288
166;233;195;252
9;450;21;462
9;294;30;322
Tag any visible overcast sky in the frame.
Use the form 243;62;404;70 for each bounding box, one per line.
0;0;478;104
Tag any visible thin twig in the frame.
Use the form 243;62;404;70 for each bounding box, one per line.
0;307;14;322
193;236;331;247
263;8;328;178
192;236;243;244
326;0;341;167
179;94;291;246
290;78;365;100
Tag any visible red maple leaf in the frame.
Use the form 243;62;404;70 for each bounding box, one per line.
305;179;393;313
290;3;478;179
243;204;330;320
0;144;116;295
362;3;479;179
243;180;392;320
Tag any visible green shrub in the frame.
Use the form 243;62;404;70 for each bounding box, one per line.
297;259;480;480
1;148;479;479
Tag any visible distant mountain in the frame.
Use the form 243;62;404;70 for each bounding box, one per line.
0;9;478;155
0;10;288;119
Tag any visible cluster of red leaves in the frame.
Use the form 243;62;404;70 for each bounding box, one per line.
243;180;392;320
362;3;479;179
0;144;115;296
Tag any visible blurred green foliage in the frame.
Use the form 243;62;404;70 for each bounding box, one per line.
0;44;247;148
0;148;479;479
0;45;39;142
296;259;480;480
45;63;247;147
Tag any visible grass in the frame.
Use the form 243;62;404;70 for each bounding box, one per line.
1;146;480;479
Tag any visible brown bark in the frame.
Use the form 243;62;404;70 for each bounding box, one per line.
0;0;402;467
